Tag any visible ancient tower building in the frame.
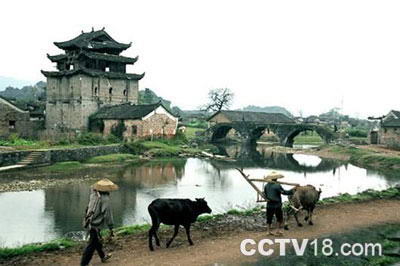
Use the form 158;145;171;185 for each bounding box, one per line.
41;28;144;133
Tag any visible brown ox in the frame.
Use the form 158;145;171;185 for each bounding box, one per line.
284;185;321;230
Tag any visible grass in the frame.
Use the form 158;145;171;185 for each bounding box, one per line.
326;145;400;170
0;133;120;151
85;153;139;163
0;238;76;260
43;161;83;172
2;187;398;261
183;127;204;140
318;187;400;205
293;135;324;145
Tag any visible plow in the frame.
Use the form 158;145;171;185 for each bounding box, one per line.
235;168;302;212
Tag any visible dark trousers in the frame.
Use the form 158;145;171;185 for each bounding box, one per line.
81;228;105;266
266;205;283;224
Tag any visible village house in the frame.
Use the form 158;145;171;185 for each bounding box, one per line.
376;110;400;147
0;96;44;139
90;102;179;141
41;28;144;135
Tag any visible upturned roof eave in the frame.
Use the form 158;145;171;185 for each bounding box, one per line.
41;69;145;81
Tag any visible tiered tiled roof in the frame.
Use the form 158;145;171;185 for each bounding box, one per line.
41;68;144;80
42;28;144;80
47;52;138;64
53;29;131;52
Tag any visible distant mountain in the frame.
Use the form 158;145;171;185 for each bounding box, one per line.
0;81;46;102
0;76;35;91
238;105;293;118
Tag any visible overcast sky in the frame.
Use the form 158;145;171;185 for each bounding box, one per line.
1;0;400;117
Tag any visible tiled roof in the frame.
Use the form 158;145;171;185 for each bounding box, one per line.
91;102;177;120
54;29;131;51
41;68;145;80
207;110;295;123
47;52;138;64
382;110;400;127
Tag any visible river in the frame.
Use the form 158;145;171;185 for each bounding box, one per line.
0;145;399;247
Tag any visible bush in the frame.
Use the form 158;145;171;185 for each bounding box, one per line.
186;119;208;129
172;130;188;144
76;133;104;145
124;141;148;155
346;128;368;138
105;134;121;144
110;120;126;141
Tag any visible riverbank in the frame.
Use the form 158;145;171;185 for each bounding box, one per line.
1;186;399;265
271;144;400;171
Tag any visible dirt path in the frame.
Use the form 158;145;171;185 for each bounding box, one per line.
6;199;400;266
357;144;400;156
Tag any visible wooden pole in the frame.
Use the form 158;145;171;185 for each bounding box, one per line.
249;178;300;186
235;168;268;202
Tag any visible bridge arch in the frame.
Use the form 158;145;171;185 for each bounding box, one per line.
210;124;237;142
209;123;251;142
207;122;337;146
281;126;335;147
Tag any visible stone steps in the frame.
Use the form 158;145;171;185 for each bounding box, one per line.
17;151;44;166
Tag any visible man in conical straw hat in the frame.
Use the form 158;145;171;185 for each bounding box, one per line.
263;171;294;236
81;179;118;266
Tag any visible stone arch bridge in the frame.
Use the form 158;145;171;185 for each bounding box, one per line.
205;122;338;147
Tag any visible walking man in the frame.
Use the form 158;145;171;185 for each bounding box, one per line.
263;172;295;236
81;178;118;266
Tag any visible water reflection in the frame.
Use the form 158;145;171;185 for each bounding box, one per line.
0;147;399;247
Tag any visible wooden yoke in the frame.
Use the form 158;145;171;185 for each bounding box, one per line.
235;168;268;202
235;168;300;203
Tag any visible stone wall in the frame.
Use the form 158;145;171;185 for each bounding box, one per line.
0;150;31;167
45;74;139;134
379;127;400;147
49;144;127;163
0;144;127;167
0;97;43;139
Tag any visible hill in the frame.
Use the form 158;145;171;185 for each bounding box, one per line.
0;76;35;91
0;81;46;102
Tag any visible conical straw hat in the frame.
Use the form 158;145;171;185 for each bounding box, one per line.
92;178;119;192
264;171;284;182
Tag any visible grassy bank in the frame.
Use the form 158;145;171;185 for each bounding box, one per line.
1;186;399;261
0;133;120;151
325;145;400;170
85;153;139;164
0;239;76;260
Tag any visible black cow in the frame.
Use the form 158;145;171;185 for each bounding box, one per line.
148;198;212;251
